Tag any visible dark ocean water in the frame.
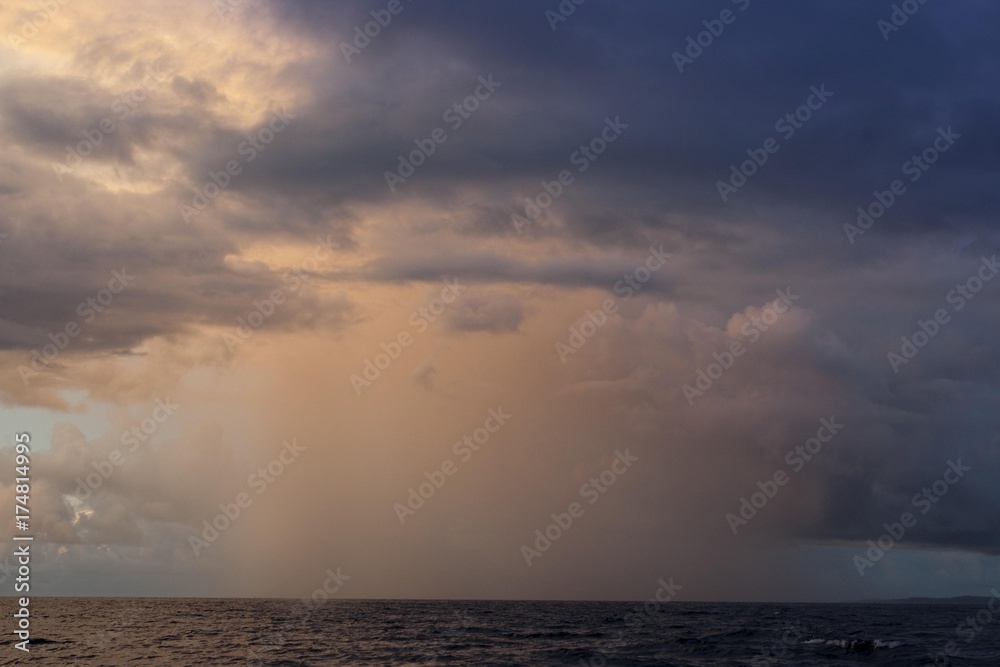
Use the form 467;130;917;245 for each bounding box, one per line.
1;598;998;666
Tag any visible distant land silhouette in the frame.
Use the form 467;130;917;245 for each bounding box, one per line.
852;596;998;605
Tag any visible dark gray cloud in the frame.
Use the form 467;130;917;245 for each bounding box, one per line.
446;291;525;333
249;0;1000;241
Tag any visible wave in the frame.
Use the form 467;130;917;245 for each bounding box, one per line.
803;637;903;651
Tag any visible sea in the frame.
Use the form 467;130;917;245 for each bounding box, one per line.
1;598;997;666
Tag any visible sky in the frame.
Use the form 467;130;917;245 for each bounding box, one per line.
1;0;999;603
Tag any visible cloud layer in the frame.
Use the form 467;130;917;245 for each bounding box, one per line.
1;0;999;602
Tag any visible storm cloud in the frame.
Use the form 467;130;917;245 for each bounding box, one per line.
0;0;999;602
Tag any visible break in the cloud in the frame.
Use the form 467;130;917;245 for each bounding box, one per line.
0;0;999;602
